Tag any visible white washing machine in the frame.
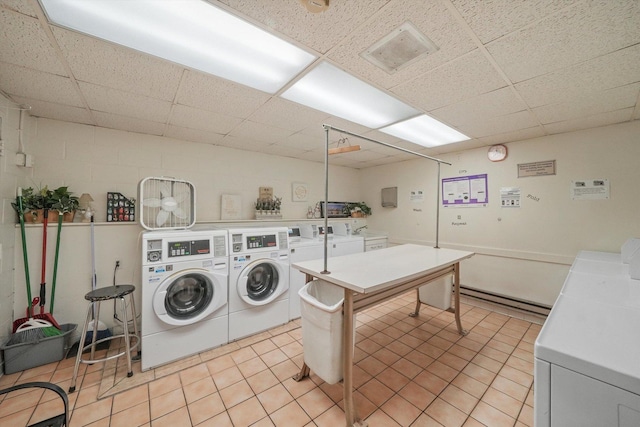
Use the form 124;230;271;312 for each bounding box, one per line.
228;227;290;341
141;229;229;370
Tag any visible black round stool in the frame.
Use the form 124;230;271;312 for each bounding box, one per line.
69;285;140;393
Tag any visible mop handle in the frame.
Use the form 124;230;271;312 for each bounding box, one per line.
39;208;48;312
50;213;63;313
17;188;33;314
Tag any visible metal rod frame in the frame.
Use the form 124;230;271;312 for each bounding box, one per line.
321;123;450;259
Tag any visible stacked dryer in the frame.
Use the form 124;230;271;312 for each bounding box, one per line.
227;227;290;341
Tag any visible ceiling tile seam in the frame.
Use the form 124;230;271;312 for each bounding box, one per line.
28;0;97;126
478;0;586;45
633;85;640;120
441;0;549;137
163;69;191;137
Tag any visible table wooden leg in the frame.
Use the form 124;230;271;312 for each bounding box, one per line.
293;362;310;382
453;262;468;336
409;288;421;317
343;290;367;427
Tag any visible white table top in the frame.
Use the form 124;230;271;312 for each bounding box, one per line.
292;244;474;294
535;250;640;395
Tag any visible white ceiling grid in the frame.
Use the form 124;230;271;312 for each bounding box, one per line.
0;0;638;169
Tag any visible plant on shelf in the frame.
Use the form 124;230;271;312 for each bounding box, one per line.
50;186;80;222
349;201;372;217
13;185;80;223
254;196;283;219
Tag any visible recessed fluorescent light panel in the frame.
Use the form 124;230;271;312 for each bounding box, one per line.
38;0;316;94
281;62;419;128
380;115;470;148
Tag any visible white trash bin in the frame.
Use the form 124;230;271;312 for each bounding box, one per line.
418;274;453;311
299;279;353;384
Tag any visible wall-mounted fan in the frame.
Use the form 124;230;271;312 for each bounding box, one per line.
139;177;195;230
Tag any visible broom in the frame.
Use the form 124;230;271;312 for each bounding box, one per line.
9;187;61;344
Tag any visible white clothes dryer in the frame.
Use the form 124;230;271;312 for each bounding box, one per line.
141;229;228;370
228;227;290;341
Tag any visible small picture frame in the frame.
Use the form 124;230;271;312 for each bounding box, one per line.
292;182;308;202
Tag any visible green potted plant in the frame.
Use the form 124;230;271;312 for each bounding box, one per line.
12;185;53;223
349;201;372;217
13;185;80;223
50;186;80;222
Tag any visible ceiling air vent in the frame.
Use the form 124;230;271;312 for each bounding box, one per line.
361;21;438;74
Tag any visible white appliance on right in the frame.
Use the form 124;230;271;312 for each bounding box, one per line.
534;249;640;427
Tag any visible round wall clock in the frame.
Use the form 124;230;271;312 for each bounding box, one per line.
488;144;508;162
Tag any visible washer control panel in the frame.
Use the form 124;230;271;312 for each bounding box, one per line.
145;237;216;263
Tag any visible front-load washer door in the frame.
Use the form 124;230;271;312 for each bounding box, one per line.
238;259;287;306
153;268;225;326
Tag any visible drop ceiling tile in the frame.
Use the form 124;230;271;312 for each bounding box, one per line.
477;126;546;146
328;0;477;90
431;87;528;129
228;120;295;143
0;0;38;17
533;82;640;124
515;44;640;108
295;149;325;163
93;111;166;136
486;1;640;82
451;0;579;44
78;82;172;124
543;107;634;134
0;8;67;75
260;143;308;159
0;62;83;106
392;50;507;111
177;70;270;118
11;96;93;125
278;133;325;151
51;27;183;101
216;0;387;54
169;105;242;134
216;134;273;152
454;109;540;138
249;98;331;132
164;125;225;146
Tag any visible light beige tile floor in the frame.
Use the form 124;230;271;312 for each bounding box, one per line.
0;291;541;426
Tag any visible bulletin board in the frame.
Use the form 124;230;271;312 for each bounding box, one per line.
442;174;488;208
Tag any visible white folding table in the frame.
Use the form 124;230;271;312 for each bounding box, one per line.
292;244;474;427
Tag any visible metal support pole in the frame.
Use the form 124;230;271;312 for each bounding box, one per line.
435;162;441;249
322;125;330;274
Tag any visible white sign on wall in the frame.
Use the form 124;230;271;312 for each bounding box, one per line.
571;179;610;200
410;190;424;203
442;174;488;208
501;187;521;208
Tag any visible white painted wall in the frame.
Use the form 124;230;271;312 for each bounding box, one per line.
362;120;640;306
3;115;361;353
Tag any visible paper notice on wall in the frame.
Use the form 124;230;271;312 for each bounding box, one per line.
500;187;521;208
410;190;424;203
571;179;610;200
221;194;242;219
442;174;488;208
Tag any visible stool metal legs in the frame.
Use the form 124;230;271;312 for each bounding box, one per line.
69;291;139;393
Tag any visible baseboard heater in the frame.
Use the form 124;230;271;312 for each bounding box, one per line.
459;286;551;317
